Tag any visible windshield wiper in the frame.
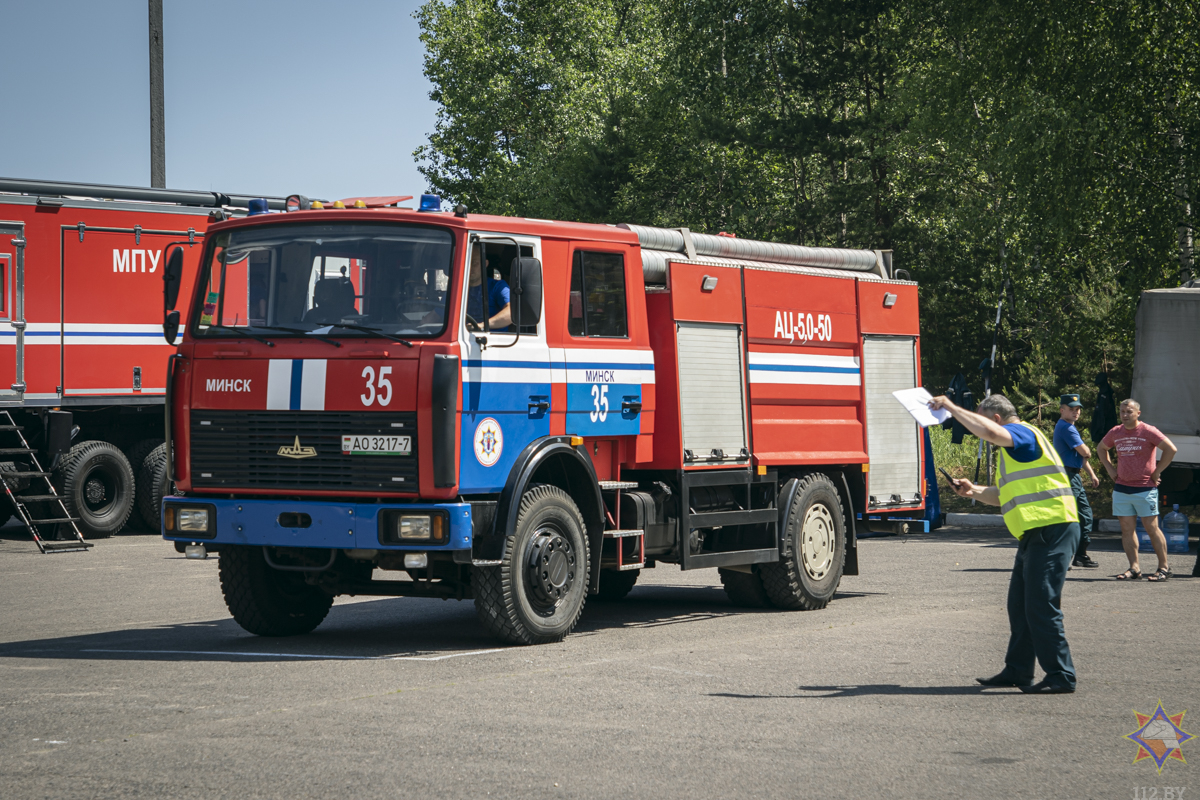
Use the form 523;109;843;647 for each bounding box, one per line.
210;325;274;347
325;323;414;348
254;325;342;348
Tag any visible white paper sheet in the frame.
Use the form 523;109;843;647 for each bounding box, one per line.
892;387;951;428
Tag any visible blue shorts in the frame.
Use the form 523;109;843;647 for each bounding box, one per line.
1112;488;1159;519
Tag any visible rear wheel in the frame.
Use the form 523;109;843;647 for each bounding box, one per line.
137;444;172;532
719;568;773;608
473;484;589;645
760;474;846;610
59;441;134;538
219;545;333;636
126;438;163;529
596;569;639;601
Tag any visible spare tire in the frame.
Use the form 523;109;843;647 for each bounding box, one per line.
59;441;135;538
138;443;172;532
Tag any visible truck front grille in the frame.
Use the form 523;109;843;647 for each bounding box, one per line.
189;410;418;492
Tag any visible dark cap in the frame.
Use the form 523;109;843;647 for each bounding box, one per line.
1060;394;1082;408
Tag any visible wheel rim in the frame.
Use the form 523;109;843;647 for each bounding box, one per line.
524;523;576;614
80;465;120;518
800;503;835;580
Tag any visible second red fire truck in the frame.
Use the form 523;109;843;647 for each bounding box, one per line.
160;195;925;644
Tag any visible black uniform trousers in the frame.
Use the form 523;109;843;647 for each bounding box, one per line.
1004;520;1081;689
1065;468;1093;554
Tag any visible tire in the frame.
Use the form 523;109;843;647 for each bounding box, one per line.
126;438;163;529
760;474;846;610
720;568;773;608
137;444;172;532
596;569;639;601
472;484;590;645
219;544;334;636
59;441;135;539
0;464;18;528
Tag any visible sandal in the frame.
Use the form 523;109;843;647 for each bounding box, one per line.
1147;568;1172;582
1116;568;1142;580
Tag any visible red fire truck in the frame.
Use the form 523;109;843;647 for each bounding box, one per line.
0;178;296;549
160;196;924;643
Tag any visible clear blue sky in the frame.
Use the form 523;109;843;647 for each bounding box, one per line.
0;1;438;202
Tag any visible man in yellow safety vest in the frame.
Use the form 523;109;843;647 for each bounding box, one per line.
929;392;1081;694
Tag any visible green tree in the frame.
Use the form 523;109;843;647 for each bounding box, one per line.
415;0;1199;410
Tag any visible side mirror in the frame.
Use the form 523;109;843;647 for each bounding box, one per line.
511;257;542;327
163;246;185;312
163;310;180;345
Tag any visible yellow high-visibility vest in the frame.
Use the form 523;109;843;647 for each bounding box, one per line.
997;422;1078;538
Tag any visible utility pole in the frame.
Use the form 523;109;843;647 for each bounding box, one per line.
149;0;165;189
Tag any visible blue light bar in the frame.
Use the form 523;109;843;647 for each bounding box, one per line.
418;194;441;213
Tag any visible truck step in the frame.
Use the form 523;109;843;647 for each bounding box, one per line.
0;424;25;431
0;447;36;455
40;540;94;552
600;559;644;571
599;481;639;491
602;528;644;538
16;494;63;502
29;517;80;525
13;471;53;478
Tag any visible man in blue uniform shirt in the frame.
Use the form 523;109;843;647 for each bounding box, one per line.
466;247;512;331
1054;394;1100;568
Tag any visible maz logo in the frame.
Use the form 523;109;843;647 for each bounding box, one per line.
277;436;317;459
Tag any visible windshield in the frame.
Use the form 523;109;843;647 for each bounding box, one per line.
191;222;454;337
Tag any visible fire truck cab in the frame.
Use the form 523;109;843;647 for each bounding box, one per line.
162;197;924;644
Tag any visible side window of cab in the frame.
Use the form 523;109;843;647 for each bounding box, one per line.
568;251;627;338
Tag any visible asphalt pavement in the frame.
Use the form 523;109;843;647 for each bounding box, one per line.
0;522;1195;799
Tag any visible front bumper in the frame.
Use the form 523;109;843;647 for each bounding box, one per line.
161;497;473;553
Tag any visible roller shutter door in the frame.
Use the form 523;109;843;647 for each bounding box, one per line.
862;336;921;508
676;322;747;463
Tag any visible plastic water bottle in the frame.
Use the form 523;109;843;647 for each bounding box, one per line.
1135;518;1153;553
1162;505;1190;555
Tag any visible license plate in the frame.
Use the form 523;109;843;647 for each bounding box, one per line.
341;434;412;455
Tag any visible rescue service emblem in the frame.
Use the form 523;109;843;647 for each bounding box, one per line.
1125;700;1193;772
277;436;318;459
473;417;503;467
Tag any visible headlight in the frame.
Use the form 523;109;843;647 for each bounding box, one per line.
178;508;210;532
398;515;432;540
379;511;448;545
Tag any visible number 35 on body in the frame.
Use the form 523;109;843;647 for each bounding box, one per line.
361;366;393;407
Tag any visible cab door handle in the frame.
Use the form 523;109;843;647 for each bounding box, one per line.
621;398;642;413
528;397;550;412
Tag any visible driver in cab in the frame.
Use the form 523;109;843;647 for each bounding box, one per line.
466;246;511;331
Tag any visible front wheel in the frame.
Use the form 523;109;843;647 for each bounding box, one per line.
219;545;333;636
59;441;135;538
759;474;846;610
473;484;589;645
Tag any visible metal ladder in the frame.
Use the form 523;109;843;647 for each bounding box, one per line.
599;481;645;570
0;410;90;553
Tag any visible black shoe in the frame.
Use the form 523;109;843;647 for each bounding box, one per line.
1073;554;1099;568
977;671;1032;688
1019;680;1075;694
